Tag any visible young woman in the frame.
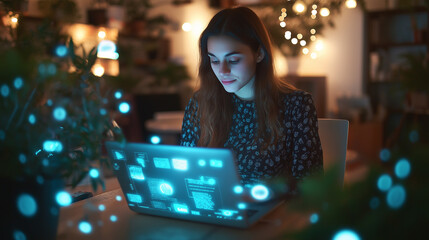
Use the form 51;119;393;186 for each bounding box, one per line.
180;6;323;185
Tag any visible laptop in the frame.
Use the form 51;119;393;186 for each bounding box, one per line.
105;141;285;228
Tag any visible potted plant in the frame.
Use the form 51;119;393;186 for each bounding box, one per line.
0;3;125;239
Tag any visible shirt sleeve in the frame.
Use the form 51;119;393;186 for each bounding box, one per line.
180;96;200;147
290;92;323;179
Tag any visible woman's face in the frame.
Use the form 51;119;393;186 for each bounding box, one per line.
207;35;261;100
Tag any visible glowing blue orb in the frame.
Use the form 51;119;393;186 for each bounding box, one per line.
55;45;67;57
238;203;246;209
114;91;122;99
409;130;419;143
222;210;233;216
150;135;161;144
116;195;122;201
233;185;243;194
17;193;37;217
198;159;206;167
36;175;44;184
332;229;361;240
89;169;100;178
159;183;174;195
56;191;72;206
395;158;411;179
53;107;67;121
99;108;107;115
1;84;10;97
43;140;63;152
369;197;380;209
28;114;36;124
46;99;53;106
78;221;92;234
250;184;269;201
18;154;26;164
309;213;319;223
47;63;56;75
98;204;105;211
379;148;391;162
14;77;23;89
13;230;26;240
387;185;406;209
110;215;118;222
118;102;130;114
377;174;392;192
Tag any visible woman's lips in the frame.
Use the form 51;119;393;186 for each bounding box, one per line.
221;79;236;85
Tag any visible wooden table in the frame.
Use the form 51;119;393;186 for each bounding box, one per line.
57;178;309;240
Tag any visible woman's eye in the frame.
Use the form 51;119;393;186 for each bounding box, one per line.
229;59;240;64
210;59;219;64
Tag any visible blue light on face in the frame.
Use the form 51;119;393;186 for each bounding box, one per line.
78;221;92;234
209;159;223;168
114;90;122;99
28;114;36;124
110;215;117;222
377;174;392;192
119;102;130;114
89;169;100;178
1;84;10;97
332;229;361;240
56;191;72;207
98;204;106;211
159;183;174;195
198;159;206;167
14;77;23;89
395;158;411;179
17;193;38;217
379;148;391;162
55;45;67;57
309;213;319;224
150;135;161;144
53;107;67;121
43;140;63;152
172;158;188;171
251;184;270;201
387;185;406;209
233;185;243;194
409;130;419;143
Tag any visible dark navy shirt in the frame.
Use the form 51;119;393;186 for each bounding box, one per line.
180;90;323;184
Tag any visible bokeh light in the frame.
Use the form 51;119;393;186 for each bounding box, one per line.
386;185;406;209
17;193;37;217
14;77;23;89
320;8;330;17
89;168;100;178
56;191;72;207
234;185;243;194
309;213;319;223
250;184;269;201
78;221;92;234
150;135;161;144
377;174;392;192
119;102;130;114
409;130;419;143
98;204;106;211
369;197;380;209
116;195;122;201
28;114;36;124
110;215;117;222
18;153;26;164
1;84;10;97
53;107;67;121
43;140;63;152
55;45;68;57
332;229;361;240
114;91;122;99
345;0;357;8
13;230;26;240
379;148;391;162
238;202;246;209
395;158;411;179
182;22;192;32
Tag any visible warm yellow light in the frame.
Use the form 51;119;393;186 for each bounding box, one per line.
311;52;318;59
300;40;307;46
279;16;284;21
281;12;286;17
291;38;298;45
312;4;318;9
311;35;317;41
320;8;330;17
345;0;357;8
311;10;317;15
92;64;105;77
302;48;309;55
311;15;316;19
98;30;106;39
182;22;192;32
310;29;316;34
281;8;286;13
315;40;324;51
280;21;286;28
285;31;292;40
11;16;18;23
293;1;306;14
297;33;303;39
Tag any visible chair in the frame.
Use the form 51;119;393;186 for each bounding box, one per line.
317;118;349;186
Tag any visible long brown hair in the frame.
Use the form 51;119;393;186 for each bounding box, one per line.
195;6;295;148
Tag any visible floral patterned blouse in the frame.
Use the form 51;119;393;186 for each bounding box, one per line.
180;90;323;184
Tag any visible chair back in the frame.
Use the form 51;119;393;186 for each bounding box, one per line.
318;118;349;186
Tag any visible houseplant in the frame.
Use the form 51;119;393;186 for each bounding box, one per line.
0;2;125;239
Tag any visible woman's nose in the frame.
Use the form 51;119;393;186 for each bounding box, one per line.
219;61;231;74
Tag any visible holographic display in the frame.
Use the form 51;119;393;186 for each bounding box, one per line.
135;152;148;168
153;157;171;169
128;165;145;180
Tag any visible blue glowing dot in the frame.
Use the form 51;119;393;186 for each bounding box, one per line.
233;185;243;194
208;178;216;185
377;174;392;192
78;221;92;234
43;140;63;152
150;135;161;144
110;215;117;222
36;175;44;184
47;63;57;75
38;64;46;75
17;193;37;217
395;158;411;179
28;114;36;124
114;91;122;99
387;185;406;209
13;230;26;240
198;159;206;166
42;158;49;166
1;84;10;97
222;210;233;216
251;184;270;201
99;108;107;115
409;130;419;143
56;191;72;207
53;107;67;121
55;45;68;57
369;197;380;209
379;148;391;162
18;154;26;164
46;99;53;106
14;77;23;89
0;130;5;140
98;204;105;211
118;102;130;114
332;229;361;240
309;213;319;224
89;169;100;178
116;195;122;201
238;203;247;209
